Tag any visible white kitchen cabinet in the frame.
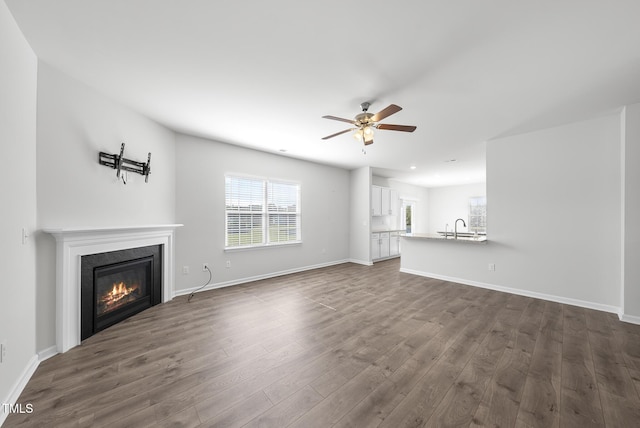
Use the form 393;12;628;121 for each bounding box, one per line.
389;189;399;216
371;232;380;260
379;232;390;258
371;186;382;216
372;185;399;217
372;231;400;261
390;231;400;256
381;189;390;216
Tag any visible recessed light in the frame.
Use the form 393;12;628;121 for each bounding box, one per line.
410;165;417;170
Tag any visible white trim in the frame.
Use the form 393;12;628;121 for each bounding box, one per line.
372;254;401;263
619;313;640;325
44;224;182;353
620;107;626;317
176;259;351;296
37;346;58;362
1;355;39;427
348;258;373;266
224;241;302;252
400;268;621;315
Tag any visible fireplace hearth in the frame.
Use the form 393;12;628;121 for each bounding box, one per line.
81;245;162;340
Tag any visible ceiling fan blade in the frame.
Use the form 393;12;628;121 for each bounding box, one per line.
376;124;417;132
322;115;357;125
371;104;402;122
322;128;354;140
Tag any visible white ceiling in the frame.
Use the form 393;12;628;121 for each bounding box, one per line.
7;0;640;186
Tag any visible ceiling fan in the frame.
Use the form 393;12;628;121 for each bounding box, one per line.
322;102;417;145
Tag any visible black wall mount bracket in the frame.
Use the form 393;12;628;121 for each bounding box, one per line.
99;143;151;183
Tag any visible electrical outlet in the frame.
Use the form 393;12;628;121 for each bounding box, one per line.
182;266;190;275
1;341;7;363
488;263;496;271
202;263;210;272
226;260;231;269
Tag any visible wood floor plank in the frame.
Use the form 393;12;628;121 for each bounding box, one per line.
288;364;388;428
243;385;323;428
378;291;506;427
586;309;639;400
471;297;544;428
197;390;273;428
513;301;563;428
7;259;640;427
560;305;605;427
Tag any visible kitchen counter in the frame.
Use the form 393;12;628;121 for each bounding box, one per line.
402;233;487;244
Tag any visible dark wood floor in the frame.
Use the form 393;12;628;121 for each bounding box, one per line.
7;259;640;427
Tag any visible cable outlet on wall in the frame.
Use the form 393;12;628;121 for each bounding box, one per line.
202;263;210;272
0;341;7;363
488;263;496;272
226;260;231;269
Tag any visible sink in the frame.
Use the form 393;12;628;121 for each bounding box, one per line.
437;231;486;241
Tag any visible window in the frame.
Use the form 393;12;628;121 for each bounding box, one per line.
225;175;301;248
401;200;415;233
469;196;487;234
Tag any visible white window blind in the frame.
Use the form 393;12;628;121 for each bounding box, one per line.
225;176;301;248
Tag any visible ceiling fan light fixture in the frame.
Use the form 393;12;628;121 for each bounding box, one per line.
353;126;374;144
322;103;415;146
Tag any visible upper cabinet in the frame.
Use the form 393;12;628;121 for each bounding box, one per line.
371;185;382;216
371;185;399;217
389;188;399;216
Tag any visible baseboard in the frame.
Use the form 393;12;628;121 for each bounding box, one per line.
175;259;352;297
619;312;640;325
348;258;373;266
400;268;621;316
1;354;39;427
37;346;57;362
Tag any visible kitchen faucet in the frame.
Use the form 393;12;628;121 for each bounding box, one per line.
454;218;466;239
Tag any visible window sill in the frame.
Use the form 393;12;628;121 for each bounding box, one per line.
224;241;302;252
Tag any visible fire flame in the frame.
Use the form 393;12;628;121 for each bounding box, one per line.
98;281;140;315
110;281;135;302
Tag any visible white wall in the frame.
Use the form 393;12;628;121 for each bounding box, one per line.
402;113;623;312
623;104;640;320
350;167;371;264
0;1;37;420
35;63;176;352
174;133;350;292
427;183;486;234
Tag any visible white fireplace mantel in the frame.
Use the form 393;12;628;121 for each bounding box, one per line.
44;224;183;353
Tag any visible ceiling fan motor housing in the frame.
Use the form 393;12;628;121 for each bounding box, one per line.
355;112;374;126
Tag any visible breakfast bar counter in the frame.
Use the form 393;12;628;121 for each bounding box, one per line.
402;233;487;244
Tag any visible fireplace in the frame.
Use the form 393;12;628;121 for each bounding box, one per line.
45;224;181;353
81;245;162;340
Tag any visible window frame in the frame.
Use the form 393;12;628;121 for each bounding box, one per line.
225;174;302;250
468;196;487;234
